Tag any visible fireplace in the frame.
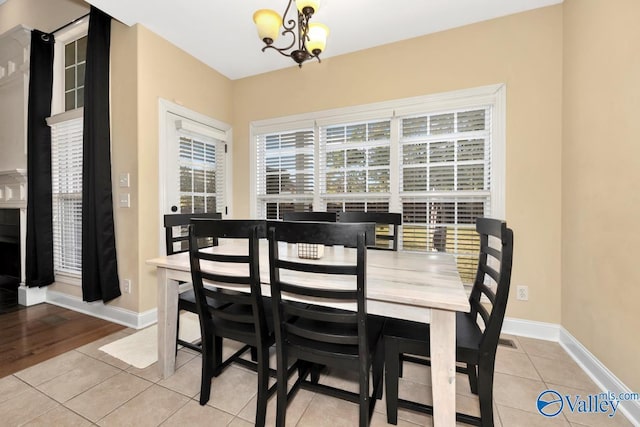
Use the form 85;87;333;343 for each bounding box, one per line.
0;208;20;310
0;170;27;308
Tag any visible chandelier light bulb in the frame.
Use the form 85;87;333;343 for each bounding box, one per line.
253;9;282;44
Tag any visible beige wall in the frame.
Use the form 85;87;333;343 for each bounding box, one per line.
562;0;640;392
134;25;232;311
0;0;87;34
232;6;564;324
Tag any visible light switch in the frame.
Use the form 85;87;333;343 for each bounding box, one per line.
119;172;130;188
119;193;130;208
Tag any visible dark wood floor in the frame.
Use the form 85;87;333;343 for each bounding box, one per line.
0;302;126;378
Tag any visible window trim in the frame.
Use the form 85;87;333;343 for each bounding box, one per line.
250;84;505;220
157;98;234;255
51;17;89;116
47;20;88;286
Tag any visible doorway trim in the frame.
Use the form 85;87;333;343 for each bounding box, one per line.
158;99;233;255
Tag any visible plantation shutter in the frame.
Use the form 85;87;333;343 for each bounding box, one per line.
318;117;392;212
50;115;84;275
399;107;492;283
256;126;315;219
176;121;226;215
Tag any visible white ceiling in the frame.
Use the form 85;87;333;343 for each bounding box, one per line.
86;0;562;80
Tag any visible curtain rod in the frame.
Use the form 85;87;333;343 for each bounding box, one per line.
50;12;90;35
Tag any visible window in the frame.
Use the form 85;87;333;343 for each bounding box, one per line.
63;35;87;111
49;113;83;275
255;126;315;219
48;18;88;281
320;119;391;213
400;108;491;283
252;85;505;283
177;126;226;215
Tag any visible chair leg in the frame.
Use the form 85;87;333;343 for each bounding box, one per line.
199;334;214;405
250;346;258;362
254;345;269;427
275;347;288;427
310;363;321;384
477;360;495;427
359;359;370;427
373;338;384;400
213;335;223;377
467;363;479;395
175;308;181;356
384;338;400;425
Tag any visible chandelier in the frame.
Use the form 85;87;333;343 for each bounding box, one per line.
253;0;329;67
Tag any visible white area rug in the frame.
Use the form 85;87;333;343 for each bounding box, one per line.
99;312;200;369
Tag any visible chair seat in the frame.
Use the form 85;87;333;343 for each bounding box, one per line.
179;287;229;311
286;313;384;360
383;311;482;364
209;297;275;343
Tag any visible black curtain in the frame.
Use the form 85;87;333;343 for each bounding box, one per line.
81;6;121;302
25;30;55;288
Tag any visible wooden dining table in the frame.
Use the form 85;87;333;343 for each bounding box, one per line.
146;239;470;426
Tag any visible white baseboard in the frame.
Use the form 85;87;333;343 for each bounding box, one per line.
502;316;560;341
559;327;640;425
502;317;639;425
18;285;47;306
45;290;157;330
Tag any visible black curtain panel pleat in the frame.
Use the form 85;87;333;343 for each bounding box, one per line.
81;6;121;302
25;30;55;288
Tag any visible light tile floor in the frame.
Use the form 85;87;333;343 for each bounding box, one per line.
0;331;635;426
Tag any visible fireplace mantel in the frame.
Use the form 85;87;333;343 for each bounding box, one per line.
0;168;27;208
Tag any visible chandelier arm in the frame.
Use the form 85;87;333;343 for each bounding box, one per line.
298;12;307;51
261;44;298;58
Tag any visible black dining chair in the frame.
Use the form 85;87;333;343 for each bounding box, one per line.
164;212;221;353
282;211;337;222
337;211;402;251
267;220;384;427
383;218;514;426
188;218;274;426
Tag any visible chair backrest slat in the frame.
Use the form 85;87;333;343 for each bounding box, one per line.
468;218;514;355
337;211;402;251
276;259;358;275
280;281;358;300
282;211;337;222
198;252;250;264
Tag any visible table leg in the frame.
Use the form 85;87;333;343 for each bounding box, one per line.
157;268;178;379
430;309;457;426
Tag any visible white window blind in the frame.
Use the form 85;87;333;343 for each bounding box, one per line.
400;107;491;283
177;127;226;215
319;119;391;212
50;116;83;275
252;85;504;284
256;128;315;219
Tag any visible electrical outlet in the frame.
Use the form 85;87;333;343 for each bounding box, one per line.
122;279;131;294
516;285;528;301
